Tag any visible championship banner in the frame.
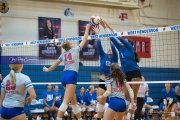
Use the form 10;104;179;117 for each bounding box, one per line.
38;17;61;59
78;20;99;60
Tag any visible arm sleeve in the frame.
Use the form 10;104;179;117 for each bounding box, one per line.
110;42;118;63
117;37;134;51
1;80;5;90
97;39;106;57
58;54;63;61
105;79;113;87
24;76;33;90
109;37;122;50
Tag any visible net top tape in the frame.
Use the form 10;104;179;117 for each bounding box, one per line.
31;81;180;85
1;25;180;47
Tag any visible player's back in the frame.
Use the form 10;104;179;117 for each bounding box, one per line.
59;46;81;72
2;73;32;108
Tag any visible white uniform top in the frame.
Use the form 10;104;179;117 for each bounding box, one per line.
105;78;126;100
175;85;180;94
137;83;149;98
1;72;33;108
58;46;81;72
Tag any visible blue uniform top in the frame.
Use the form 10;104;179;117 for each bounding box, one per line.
42;90;55;107
144;95;147;104
76;92;86;105
97;39;118;76
54;92;62;105
109;37;140;73
92;92;97;100
85;92;94;106
162;88;176;103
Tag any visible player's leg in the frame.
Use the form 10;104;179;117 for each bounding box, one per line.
170;103;177;120
71;93;82;119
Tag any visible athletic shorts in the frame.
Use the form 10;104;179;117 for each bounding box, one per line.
125;70;142;82
98;79;106;90
1;106;25;119
109;97;126;112
168;101;177;108
61;70;77;87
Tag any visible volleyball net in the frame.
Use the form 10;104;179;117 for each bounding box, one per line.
0;25;180;87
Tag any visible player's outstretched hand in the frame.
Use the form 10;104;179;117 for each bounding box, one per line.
92;26;101;34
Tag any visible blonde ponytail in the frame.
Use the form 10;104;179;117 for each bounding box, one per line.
10;70;16;86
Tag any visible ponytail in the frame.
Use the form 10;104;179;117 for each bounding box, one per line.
86;85;94;92
10;70;16;86
134;52;140;63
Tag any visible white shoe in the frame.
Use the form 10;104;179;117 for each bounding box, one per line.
87;44;93;48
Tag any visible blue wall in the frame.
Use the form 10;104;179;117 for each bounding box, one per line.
1;65;180;106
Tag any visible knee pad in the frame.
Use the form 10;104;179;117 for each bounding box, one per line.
59;102;68;112
141;107;145;112
97;104;105;112
105;103;109;108
171;112;175;117
81;107;86;112
47;110;53;118
150;109;153;113
72;104;80;114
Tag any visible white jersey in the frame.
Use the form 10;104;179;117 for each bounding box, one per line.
58;45;81;72
105;78;126;100
137;83;149;98
1;72;33;108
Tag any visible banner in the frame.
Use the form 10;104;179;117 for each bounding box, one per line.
38;17;61;59
78;20;99;60
123;36;151;58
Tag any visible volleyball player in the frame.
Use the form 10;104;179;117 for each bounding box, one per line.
98;63;135;120
0;64;36;120
92;26;118;120
135;76;148;120
101;20;141;119
43;24;90;120
162;83;177;120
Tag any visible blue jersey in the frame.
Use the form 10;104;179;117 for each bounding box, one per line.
97;39;118;76
109;37;139;73
42;90;55;107
92;92;97;100
162;88;176;103
76;93;86;105
144;95;147;104
54;92;62;105
85;92;94;106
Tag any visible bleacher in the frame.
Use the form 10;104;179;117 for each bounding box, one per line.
1;64;180;117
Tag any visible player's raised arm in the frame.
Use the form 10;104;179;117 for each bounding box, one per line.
79;24;91;48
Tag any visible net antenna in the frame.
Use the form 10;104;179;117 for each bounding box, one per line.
0;0;9;14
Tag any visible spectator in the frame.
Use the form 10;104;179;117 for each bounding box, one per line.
53;85;63;108
42;84;58;120
175;83;180;102
76;86;86;111
162;83;177;120
85;85;96;112
134;76;149;120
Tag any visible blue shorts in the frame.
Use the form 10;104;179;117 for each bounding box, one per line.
1;106;25;119
61;70;77;87
109;97;126;112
